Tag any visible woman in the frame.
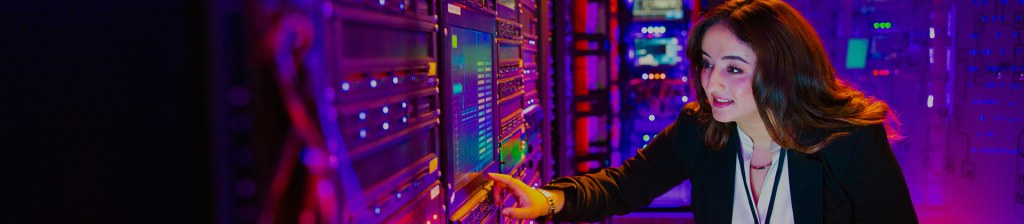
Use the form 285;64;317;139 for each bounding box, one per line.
487;0;917;223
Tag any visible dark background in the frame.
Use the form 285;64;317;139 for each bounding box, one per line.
0;1;213;223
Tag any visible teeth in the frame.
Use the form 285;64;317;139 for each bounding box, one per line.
715;98;733;103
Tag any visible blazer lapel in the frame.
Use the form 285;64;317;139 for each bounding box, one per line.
704;129;740;223
788;149;824;223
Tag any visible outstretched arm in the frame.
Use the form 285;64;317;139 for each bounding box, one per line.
489;112;703;222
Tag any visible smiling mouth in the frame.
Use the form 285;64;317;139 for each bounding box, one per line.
711;97;734;108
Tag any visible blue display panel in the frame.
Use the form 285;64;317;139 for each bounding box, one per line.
844;38;869;69
634;37;683;67
449;26;496;190
632;0;684;20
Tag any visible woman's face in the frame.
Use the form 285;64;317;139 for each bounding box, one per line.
700;23;761;125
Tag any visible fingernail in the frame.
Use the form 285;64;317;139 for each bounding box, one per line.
501;210;510;216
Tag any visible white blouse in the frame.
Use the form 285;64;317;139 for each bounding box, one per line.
731;126;795;224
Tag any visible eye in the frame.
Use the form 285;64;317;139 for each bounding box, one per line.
726;66;743;74
701;60;713;70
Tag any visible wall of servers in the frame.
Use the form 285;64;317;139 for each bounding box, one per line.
934;0;1024;222
617;0;694;211
253;0;553;223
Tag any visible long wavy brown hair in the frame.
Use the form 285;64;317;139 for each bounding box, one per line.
684;0;901;154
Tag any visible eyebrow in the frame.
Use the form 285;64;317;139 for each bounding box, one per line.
701;51;751;65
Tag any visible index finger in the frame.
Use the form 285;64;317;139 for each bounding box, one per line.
487;173;528;195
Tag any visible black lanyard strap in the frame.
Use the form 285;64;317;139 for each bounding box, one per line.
737;149;787;224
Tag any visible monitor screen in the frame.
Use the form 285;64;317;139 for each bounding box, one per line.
845;38;869;69
634;37;682;67
632;0;684;20
499;0;515;10
449;26;495;190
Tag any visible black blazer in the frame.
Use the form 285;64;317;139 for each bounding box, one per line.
543;110;917;223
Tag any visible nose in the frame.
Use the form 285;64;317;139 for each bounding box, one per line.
703;66;725;94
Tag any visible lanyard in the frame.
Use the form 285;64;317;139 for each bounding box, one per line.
737;149;787;224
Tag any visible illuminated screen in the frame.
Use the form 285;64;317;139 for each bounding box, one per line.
499;43;520;61
845;38;868;69
499;0;515;10
632;0;683;19
634;37;682;67
450;26;495;190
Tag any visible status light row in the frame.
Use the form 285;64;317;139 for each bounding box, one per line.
641;73;667;80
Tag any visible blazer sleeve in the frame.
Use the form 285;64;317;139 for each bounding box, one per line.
541;111;701;222
845;124;918;223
